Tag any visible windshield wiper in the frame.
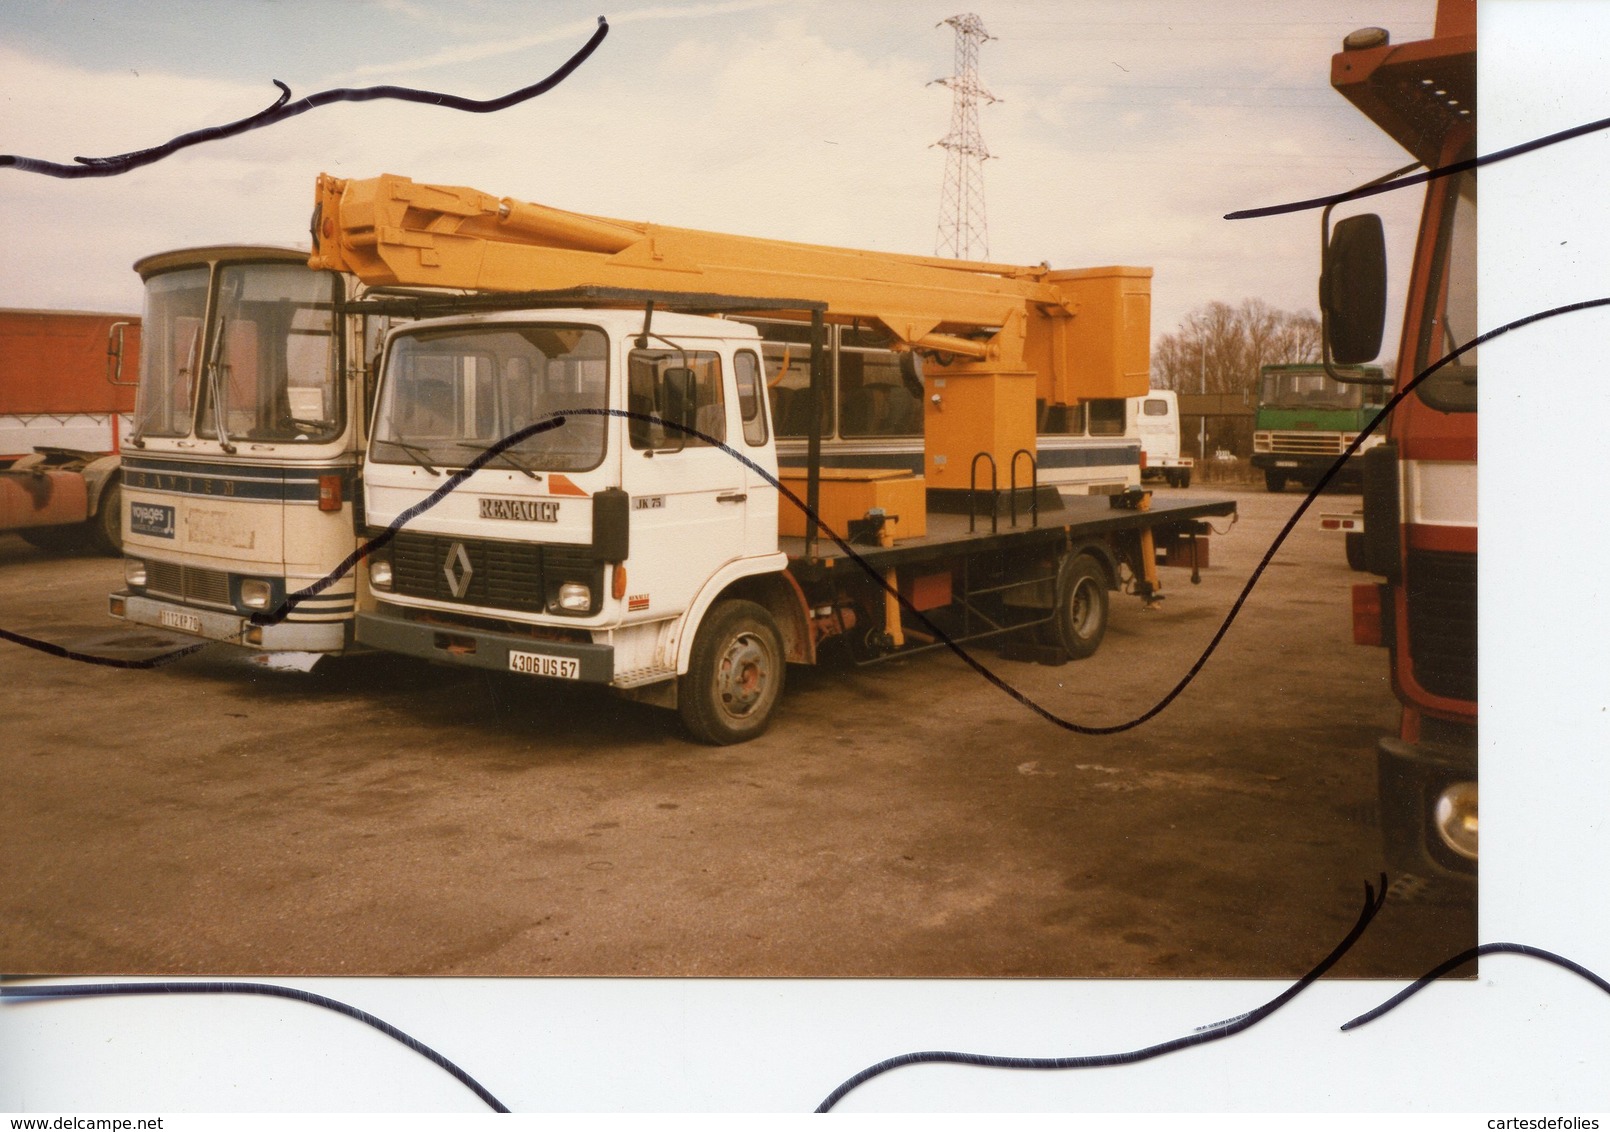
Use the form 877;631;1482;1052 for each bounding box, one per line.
457;441;538;478
204;316;237;454
375;434;441;475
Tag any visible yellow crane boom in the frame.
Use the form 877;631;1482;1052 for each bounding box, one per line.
310;172;1152;494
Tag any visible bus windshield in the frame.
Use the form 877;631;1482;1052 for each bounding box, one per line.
133;267;209;439
373;324;609;473
197;263;343;444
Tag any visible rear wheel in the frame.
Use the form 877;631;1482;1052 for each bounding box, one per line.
678;599;786;744
1047;553;1109;660
1264;469;1287;493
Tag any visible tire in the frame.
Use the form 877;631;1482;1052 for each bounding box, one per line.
1345;532;1367;572
678;599;786;745
90;481;123;555
1175;469;1191;489
1048;553;1110;661
1264;469;1287;493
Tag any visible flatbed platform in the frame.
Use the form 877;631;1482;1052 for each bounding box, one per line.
781;491;1237;574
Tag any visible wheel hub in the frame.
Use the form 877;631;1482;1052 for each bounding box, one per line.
717;633;770;715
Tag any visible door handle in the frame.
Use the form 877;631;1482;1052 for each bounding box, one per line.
716;492;747;504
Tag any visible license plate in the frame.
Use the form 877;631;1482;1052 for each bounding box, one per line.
1275;460;1299;468
508;649;580;680
160;609;203;634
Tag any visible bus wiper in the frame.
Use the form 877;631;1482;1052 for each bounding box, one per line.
204;316;236;454
376;434;441;475
457;441;538;478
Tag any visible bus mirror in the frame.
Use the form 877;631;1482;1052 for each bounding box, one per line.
1322;213;1387;364
107;321;137;387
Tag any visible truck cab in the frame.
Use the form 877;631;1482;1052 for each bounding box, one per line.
1250;363;1386;493
359;308;785;720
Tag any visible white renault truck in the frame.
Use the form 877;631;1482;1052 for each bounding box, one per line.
282;173;1239;742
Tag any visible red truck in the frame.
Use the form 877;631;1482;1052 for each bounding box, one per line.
1320;0;1476;882
0;309;139;553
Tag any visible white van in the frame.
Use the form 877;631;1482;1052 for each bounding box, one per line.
1131;389;1193;487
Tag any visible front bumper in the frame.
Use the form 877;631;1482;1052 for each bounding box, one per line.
112;591;349;654
1378;730;1477;882
356;610;615;683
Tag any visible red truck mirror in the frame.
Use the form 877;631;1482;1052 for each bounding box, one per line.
1321;213;1387;366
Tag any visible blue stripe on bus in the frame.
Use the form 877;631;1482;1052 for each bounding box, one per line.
122;457;355;503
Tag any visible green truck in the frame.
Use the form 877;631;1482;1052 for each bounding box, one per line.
1250;363;1386;493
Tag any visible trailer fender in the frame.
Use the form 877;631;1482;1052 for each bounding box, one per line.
1066;539;1121;591
81;455;121;512
675;554;806;675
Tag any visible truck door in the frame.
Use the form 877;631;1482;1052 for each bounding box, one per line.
618;345;748;618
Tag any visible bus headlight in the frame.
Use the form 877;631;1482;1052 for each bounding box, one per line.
1433;780;1478;861
369;556;393;591
1253;432;1272;453
240;579;274;610
555;582;591;612
124;558;147;588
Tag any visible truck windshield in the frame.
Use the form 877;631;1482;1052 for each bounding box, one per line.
373;324;609;473
197;264;342;444
133;267;209;439
1416;169;1476;412
1259;371;1366;410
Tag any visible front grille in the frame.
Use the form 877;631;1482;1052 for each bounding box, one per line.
1405;549;1476;702
389;531;600;615
144;560;233;608
1269;431;1343;456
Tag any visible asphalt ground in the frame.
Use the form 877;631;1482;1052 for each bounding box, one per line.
0;482;1475;978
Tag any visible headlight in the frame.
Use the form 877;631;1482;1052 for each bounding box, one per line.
555;582;591;612
240;579;274;610
369;557;393;590
124;558;147;588
1433;780;1478;861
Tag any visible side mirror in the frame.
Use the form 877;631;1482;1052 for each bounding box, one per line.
1321;213;1387;365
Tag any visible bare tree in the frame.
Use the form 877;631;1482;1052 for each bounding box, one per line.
1154;299;1320;457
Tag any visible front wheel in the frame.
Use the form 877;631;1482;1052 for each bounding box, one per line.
1047;553;1110;661
679;599;786;745
1345;532;1367;572
1264;469;1288;493
91;481;123;555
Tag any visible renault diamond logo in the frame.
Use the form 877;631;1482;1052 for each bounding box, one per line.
443;541;474;598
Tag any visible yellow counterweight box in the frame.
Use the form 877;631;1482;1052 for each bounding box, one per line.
777;468;927;541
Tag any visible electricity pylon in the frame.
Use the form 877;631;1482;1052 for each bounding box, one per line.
932;13;996;260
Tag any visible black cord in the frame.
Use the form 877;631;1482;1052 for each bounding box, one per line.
0;980;509;1113
0;18;609;179
816;875;1388;1111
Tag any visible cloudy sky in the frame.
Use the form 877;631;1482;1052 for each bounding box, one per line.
1;0;1435;346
